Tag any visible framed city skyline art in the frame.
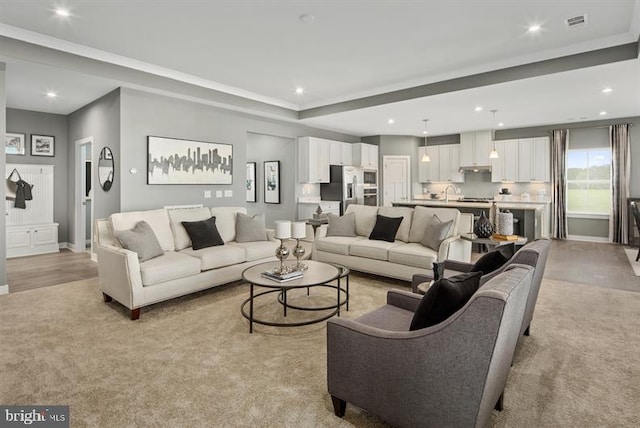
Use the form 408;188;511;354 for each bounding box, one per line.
147;136;233;185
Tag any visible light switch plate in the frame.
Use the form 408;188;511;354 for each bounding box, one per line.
216;191;222;198
224;190;232;197
204;190;211;198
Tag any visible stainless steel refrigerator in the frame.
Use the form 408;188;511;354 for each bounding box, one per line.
320;165;363;215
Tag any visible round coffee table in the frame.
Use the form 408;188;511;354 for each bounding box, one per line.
241;260;348;333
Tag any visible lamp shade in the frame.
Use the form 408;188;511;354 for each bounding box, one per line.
274;220;291;239
292;222;306;239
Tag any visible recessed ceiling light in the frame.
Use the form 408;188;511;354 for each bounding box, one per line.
498;123;504;127
387;119;395;124
599;111;607;116
474;106;483;112
46;92;57;98
55;8;70;17
299;14;315;23
295;87;304;95
601;87;613;94
422;130;428;135
528;24;541;32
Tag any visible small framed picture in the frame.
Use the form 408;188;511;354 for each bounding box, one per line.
264;160;280;204
246;162;257;203
5;132;26;155
31;134;55;157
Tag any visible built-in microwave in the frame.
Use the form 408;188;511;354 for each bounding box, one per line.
363;170;377;186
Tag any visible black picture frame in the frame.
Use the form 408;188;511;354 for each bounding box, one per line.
31;134;55;157
147;135;233;185
246;162;257;202
264;160;280;204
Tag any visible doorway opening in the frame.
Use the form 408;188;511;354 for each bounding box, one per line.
75;137;94;257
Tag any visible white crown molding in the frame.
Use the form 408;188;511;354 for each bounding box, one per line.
0;23;299;111
630;0;640;41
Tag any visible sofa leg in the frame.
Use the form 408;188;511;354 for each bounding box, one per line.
102;293;112;303
494;392;504;411
331;395;346;417
130;308;141;320
524;324;530;336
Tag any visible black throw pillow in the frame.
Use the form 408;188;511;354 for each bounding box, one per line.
182;216;224;250
409;271;482;331
369;214;403;242
471;243;516;275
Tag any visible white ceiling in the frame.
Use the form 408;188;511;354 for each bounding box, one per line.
0;0;638;136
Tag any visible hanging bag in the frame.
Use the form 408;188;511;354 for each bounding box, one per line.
5;168;34;208
5;168;19;201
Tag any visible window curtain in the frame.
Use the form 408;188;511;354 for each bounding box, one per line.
609;123;631;244
551;129;568;239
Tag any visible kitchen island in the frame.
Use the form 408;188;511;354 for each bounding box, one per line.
392;199;550;241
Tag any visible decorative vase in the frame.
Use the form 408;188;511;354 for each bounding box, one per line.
474;210;494;238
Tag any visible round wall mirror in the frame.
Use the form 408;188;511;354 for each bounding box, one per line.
98;147;114;192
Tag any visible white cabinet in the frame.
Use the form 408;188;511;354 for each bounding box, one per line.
491;139;519;182
418;146;439;182
438;144;464;182
298;137;330;183
353;143;378;169
518;137;550;182
460;130;492;167
7;224;59;258
329;141;353;166
418;145;464;183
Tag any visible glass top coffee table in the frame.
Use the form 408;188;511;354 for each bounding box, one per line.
241;260;349;333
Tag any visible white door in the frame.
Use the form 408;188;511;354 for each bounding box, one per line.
383;156;410;207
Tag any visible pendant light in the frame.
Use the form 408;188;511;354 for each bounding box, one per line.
421;119;431;162
489;109;499;159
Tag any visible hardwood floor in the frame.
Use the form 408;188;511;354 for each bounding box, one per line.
4;240;638;294
6;249;98;293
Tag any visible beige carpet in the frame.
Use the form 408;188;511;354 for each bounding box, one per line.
1;274;639;427
624;248;640;276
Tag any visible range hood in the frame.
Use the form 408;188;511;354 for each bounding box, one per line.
459;165;492;173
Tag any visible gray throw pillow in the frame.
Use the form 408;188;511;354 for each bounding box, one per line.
327;212;357;237
421;215;454;251
235;213;268;243
113;221;164;262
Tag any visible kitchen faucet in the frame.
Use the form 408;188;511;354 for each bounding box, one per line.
444;184;457;203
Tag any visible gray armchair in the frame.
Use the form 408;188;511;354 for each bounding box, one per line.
327;265;534;428
412;238;550;338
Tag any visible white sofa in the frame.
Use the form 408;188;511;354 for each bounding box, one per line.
96;206;312;320
313;205;472;281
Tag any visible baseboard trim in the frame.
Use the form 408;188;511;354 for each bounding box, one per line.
62;242;77;252
0;284;9;295
567;234;610;243
91;252;98;262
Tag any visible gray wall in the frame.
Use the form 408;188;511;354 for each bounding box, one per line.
6;108;70;241
67;89;121;246
118;88;359;213
0;63;6;287
246;133;296;227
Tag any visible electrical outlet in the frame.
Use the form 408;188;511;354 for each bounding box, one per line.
456;187;461;194
216;190;222;198
204;190;211;198
224;190;232;197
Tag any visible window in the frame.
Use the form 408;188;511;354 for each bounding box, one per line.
566;148;611;215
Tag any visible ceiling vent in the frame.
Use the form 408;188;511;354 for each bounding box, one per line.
565;14;588;28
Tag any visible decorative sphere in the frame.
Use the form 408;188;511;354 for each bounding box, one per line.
275;246;290;260
293;244;306;259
